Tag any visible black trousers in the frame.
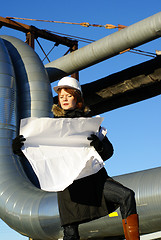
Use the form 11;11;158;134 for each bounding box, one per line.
63;177;137;240
103;177;137;219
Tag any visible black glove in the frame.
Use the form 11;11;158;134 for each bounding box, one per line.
12;135;26;155
87;134;103;152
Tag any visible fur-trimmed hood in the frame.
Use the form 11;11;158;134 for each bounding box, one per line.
52;104;91;118
52;104;65;117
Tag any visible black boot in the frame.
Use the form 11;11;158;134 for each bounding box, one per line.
63;224;80;240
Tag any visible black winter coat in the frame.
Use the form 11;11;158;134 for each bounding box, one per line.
52;105;117;226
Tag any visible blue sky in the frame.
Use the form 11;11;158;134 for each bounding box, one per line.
1;0;161;239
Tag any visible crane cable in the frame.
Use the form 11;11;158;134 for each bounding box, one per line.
7;16;119;29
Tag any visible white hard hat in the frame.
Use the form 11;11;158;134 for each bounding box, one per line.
54;76;82;94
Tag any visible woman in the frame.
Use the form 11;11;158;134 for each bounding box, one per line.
12;76;140;240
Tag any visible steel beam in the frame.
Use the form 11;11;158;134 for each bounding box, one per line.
0;16;76;47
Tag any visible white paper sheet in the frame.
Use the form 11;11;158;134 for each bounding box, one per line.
20;117;105;192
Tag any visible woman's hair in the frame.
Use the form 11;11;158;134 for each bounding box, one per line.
58;88;84;109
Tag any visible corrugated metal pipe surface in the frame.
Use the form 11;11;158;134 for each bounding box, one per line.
0;35;62;240
45;11;161;82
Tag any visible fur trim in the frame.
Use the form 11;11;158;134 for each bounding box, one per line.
51;104;91;117
84;106;91;114
51;104;65;117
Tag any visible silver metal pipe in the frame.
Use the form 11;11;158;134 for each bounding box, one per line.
0;35;61;240
45;11;161;82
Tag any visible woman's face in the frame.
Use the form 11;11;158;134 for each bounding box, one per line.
59;88;77;110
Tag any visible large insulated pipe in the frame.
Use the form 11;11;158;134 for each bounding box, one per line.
45;11;161;82
0;35;62;240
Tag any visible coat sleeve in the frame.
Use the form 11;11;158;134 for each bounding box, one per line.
98;136;114;161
